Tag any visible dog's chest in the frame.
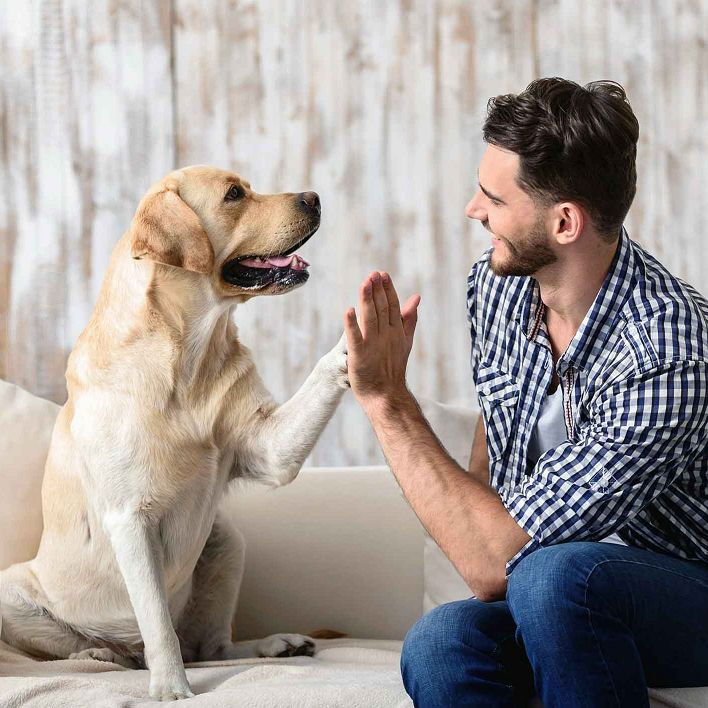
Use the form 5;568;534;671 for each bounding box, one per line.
151;406;234;582
157;452;233;588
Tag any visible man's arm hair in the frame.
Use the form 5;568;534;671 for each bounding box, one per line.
467;414;490;486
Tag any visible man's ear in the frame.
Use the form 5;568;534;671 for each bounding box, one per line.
130;183;215;275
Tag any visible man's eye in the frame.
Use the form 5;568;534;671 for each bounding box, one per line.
225;185;245;201
490;198;501;206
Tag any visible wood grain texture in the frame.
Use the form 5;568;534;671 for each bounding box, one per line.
2;0;706;465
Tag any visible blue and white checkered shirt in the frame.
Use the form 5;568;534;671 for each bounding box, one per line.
466;227;708;575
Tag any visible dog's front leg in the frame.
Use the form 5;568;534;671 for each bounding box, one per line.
103;509;193;701
251;332;349;486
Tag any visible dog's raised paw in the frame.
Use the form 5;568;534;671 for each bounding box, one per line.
257;633;316;658
320;333;349;389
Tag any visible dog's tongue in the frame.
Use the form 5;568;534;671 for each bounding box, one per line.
266;255;300;267
239;254;309;271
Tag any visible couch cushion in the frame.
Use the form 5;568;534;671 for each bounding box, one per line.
0;380;59;570
225;466;424;642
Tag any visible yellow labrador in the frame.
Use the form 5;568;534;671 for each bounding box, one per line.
0;167;349;700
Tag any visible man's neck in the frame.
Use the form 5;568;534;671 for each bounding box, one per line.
536;235;619;333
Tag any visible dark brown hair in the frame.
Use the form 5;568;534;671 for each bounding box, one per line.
483;77;639;242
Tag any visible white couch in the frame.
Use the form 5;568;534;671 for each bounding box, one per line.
0;379;705;707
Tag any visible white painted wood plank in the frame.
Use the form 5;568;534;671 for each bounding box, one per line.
2;0;706;466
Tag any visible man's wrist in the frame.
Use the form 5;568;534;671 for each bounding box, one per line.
359;385;417;421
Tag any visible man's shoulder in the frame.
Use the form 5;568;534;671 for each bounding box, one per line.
622;241;708;363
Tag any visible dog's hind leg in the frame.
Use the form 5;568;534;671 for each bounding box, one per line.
175;515;245;662
0;563;137;668
175;514;315;662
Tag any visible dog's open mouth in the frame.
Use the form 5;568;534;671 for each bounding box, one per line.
239;253;309;271
221;229;316;290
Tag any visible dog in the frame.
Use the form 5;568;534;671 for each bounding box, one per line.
0;166;349;700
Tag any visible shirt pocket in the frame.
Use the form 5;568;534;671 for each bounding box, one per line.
476;365;520;461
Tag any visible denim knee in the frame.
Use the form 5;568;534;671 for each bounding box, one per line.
402;599;527;706
506;542;611;629
401;601;470;672
401;599;514;677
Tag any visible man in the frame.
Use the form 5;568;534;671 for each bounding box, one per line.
342;77;708;707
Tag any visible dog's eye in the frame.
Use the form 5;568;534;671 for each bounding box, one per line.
225;184;245;201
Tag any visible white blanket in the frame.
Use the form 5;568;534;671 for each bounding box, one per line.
0;636;704;707
0;638;413;707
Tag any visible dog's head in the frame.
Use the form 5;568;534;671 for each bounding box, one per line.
129;166;320;297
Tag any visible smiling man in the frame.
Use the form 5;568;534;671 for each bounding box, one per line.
343;78;708;707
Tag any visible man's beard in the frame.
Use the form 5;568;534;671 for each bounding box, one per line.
488;215;557;277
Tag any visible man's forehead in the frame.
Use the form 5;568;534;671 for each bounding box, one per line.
479;144;519;187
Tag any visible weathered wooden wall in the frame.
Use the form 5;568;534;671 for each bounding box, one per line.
2;0;706;466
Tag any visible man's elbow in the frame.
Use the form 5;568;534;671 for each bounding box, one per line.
464;570;507;603
473;582;507;603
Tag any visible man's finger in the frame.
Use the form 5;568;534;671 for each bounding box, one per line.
359;276;377;339
380;272;403;329
371;272;389;334
402;294;421;341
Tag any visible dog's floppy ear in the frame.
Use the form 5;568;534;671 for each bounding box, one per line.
130;181;214;275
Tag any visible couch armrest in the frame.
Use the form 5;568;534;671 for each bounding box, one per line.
223;466;425;641
0;380;59;570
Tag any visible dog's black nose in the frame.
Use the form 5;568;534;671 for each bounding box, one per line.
299;191;321;215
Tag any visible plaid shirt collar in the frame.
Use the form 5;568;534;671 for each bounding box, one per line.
515;226;635;375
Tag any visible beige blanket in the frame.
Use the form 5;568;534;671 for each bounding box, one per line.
0;637;412;707
0;636;704;707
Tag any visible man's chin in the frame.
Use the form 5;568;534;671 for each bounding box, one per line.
490;251;534;278
490;249;515;277
491;251;558;278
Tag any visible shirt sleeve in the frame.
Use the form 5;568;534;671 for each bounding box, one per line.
500;359;708;575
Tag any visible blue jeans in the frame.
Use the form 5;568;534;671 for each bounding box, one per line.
401;542;708;707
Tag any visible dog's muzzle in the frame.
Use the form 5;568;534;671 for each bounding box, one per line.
221;194;321;290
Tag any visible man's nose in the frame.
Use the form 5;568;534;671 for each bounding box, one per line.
465;190;486;221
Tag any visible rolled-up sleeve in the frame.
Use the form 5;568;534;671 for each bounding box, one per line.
500;359;708;575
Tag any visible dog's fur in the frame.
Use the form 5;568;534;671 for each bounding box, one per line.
0;167;349;700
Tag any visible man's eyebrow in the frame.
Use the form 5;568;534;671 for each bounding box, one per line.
477;169;506;204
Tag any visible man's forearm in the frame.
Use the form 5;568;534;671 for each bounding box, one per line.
363;389;530;601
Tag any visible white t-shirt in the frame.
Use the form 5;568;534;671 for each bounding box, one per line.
527;385;626;547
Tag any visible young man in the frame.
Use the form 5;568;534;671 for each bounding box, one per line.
343;78;708;707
